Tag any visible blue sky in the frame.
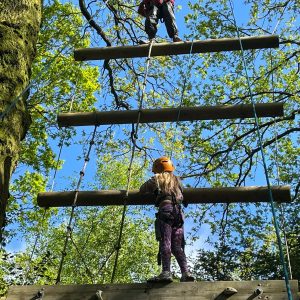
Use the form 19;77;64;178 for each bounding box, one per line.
7;0;296;268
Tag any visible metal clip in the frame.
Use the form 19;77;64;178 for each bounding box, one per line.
223;287;238;296
96;290;103;300
30;288;44;300
254;288;264;296
215;286;238;300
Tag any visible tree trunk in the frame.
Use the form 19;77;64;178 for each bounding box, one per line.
0;0;42;242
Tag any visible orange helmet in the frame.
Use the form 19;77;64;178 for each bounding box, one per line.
152;156;175;173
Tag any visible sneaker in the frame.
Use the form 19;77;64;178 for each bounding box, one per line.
180;272;195;282
147;271;173;283
173;36;183;42
139;38;156;45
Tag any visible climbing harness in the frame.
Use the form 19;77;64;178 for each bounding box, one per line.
153;173;185;266
30;288;44;300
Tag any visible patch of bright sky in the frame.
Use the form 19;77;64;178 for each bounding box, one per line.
55;0;272;204
48;0;294;208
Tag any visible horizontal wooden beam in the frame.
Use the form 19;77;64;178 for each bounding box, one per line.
57;103;283;127
6;280;298;300
37;186;291;208
74;35;279;61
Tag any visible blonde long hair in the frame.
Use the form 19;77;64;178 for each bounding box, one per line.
155;172;182;197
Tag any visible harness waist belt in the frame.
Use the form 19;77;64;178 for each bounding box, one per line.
159;200;173;208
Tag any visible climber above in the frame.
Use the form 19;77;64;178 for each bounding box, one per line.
138;0;182;44
140;156;194;283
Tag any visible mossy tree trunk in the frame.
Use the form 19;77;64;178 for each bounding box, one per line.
0;0;42;242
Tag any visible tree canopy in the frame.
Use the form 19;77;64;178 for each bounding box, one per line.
0;0;299;296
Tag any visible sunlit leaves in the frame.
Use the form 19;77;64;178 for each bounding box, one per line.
3;0;300;289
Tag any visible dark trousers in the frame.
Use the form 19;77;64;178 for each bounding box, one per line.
159;204;188;273
145;1;178;39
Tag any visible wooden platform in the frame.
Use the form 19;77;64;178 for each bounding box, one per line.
57;103;284;127
37;185;291;208
6;280;298;300
74;35;279;61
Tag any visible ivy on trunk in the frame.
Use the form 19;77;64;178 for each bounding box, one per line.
0;0;42;241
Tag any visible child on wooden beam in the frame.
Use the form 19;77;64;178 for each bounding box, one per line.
138;0;182;43
140;156;194;282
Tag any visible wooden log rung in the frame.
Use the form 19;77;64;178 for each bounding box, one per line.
57;103;284;127
6;280;298;300
74;35;279;61
37;185;291;208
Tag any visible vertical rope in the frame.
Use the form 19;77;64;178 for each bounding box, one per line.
274;123;293;279
55;125;98;284
110;41;154;283
270;0;293;280
169;40;195;160
227;1;293;298
271;3;289;35
22;209;47;285
271;58;293;279
51;95;76;190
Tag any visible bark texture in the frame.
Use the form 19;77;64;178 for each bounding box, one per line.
0;0;42;241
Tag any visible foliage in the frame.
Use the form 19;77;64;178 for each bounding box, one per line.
182;0;300;282
1;0;300;295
